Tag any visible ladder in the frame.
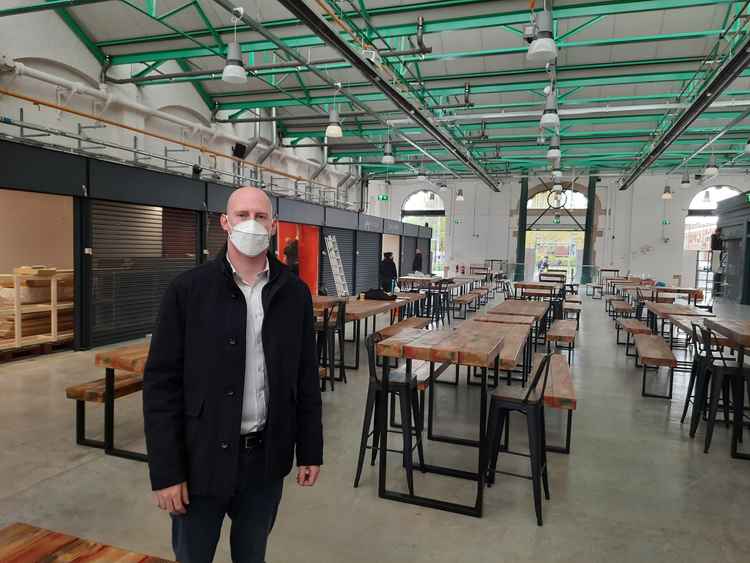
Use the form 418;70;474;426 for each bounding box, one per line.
324;235;350;297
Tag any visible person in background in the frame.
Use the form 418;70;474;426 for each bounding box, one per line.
413;248;423;273
379;252;398;292
283;238;300;277
143;186;323;563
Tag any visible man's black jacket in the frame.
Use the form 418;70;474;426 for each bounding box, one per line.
143;246;323;498
379;258;397;281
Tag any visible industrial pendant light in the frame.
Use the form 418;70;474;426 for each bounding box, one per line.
704;154;719;177
325;108;343;138
552;167;563;179
456;188;465;202
661;184;673;200
680;170;691;189
222;10;247;84
547;134;561;160
527;8;557;63
381;140;395;165
540;87;560;130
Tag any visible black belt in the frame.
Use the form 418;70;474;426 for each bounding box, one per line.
241;431;264;450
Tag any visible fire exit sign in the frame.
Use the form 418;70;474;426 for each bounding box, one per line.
377;194;389;201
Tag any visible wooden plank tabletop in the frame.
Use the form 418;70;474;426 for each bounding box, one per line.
522;289;557;298
312;295;348;309
704;319;750;348
548;320;577;343
465;320;529;370
344;297;422;320
633;335;677;367
0;522;173;562
95;342;150;374
488;300;549;320
515;281;560;290
376;317;430;338
473;314;535;326
645;302;715;319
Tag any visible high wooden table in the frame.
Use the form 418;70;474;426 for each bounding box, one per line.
94;341;150;462
398;275;440;290
0;522;173;562
703;319;750;460
376;322;506;517
488;300;551;349
513;281;560;299
644;301;714;334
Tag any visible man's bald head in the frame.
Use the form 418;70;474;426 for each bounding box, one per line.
221;186;276;237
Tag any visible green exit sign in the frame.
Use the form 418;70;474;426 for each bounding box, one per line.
661;218;671;225
377;194;389;201
746;193;750;204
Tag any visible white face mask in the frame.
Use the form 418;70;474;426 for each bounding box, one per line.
228;218;270;257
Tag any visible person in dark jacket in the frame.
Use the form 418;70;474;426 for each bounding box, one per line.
143;186;323;563
379;252;398;292
412;248;423;273
283;237;300;277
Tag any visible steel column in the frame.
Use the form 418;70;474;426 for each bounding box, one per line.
515;176;528;281
581;174;598;284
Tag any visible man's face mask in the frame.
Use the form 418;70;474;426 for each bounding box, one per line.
227;218;270;257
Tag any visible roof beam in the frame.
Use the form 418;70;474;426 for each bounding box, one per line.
48;1;108;66
0;0;111;17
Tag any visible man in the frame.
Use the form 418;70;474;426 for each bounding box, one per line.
412;248;423;273
143;187;323;563
379;252;398;292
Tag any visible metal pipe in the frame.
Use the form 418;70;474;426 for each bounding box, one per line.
310;141;328;181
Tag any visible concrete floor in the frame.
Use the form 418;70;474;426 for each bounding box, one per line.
1;295;749;562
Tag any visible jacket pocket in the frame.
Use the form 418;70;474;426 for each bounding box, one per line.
185;396;204;418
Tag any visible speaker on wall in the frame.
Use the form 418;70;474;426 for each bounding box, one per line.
232;143;249;159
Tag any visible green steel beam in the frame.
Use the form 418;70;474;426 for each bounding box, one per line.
176;59;213;109
49;2;108;66
132;59;167;78
558;15;606;41
96;0;737;50
0;0;110;17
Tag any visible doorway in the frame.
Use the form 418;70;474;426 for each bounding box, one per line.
525;230;584;281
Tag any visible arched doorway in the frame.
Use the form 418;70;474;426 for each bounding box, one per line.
401;190;446;274
684;185;739;302
525;185;590;281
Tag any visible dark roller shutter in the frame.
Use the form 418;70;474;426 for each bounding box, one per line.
320;227;355;295
89;200;199;346
356;231;381;293
401;236;417;275
418;238;431;274
206;212;227;257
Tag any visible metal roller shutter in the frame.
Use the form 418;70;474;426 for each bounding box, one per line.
206;212;227;258
355;231;381;293
417;238;431;274
89;200;199;346
400;236;417;275
320;227;355;296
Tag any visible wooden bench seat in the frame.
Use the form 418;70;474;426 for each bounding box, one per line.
453;292;479;319
563;301;582;329
566;294;582;303
547;320;577;363
611;300;634;317
65;372;143;403
586;283;603;299
615;318;651;356
634;334;677;399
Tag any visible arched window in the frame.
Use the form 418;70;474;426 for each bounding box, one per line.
684;186;740;250
527;190;588;210
401;190;446;275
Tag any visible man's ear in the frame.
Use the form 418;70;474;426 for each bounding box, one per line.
220;213;231;234
270;219;278;237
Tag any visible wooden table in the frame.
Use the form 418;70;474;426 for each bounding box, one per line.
703;319;750;460
376;322;507;517
398;275;440;290
473;314;535;326
94;342;150;462
652;286;702;304
514;281;560;298
488;300;549;320
645;301;714;331
0;522;173;562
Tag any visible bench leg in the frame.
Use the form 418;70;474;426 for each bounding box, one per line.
75;400;105;450
103;367;148;463
642;365;674;399
546;410;573;454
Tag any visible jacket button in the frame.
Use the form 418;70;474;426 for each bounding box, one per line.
228;337;237;345
231;292;239;299
220;442;229;450
226;389;235;397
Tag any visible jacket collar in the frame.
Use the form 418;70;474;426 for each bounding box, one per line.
215;243;286;287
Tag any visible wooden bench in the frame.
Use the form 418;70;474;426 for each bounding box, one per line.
473;286;490;305
566;294;582;304
586;283;603;299
65;372;144;454
610;300;634;320
633;334;677;399
615;318;651;356
547;320;577;363
453;292;479;319
562;301;582;329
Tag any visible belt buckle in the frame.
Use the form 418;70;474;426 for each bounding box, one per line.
243;434;262;450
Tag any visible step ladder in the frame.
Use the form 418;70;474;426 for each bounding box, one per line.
324;235;350;297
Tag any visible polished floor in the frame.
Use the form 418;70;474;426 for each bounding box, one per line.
1;294;749;562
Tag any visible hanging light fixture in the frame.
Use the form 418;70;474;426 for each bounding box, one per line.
547;134;561;160
703;188;712;203
680;169;691;189
552;167;563;179
222;9;247;84
381;140;395;165
661;184;673;200
704;154;719;177
456;188;465;202
527;8;557;63
326;86;343;138
540;87;560;130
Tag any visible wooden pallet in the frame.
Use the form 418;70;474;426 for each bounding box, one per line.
0;333;73;362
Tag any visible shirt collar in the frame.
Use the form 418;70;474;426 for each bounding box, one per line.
226;254;270;285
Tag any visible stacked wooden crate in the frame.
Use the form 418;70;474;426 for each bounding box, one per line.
0;266;75;353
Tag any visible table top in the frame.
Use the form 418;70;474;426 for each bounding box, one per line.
652;286;701;295
344;298;410;320
515;281;560;289
522;289;557;298
0;522;173;562
95;342;149;374
539;272;566;279
399;275;441;283
488;300;549;320
312;295;348;310
473;314;535;326
704;319;750;348
377;323;505;368
645;302;715;319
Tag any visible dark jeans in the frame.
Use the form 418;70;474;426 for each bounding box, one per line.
171;444;284;563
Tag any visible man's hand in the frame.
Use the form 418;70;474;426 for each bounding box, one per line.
297;466;320;487
153;481;189;514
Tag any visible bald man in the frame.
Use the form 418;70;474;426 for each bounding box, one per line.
143;187;323;563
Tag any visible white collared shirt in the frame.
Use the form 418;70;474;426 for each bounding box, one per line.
227;255;270;434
